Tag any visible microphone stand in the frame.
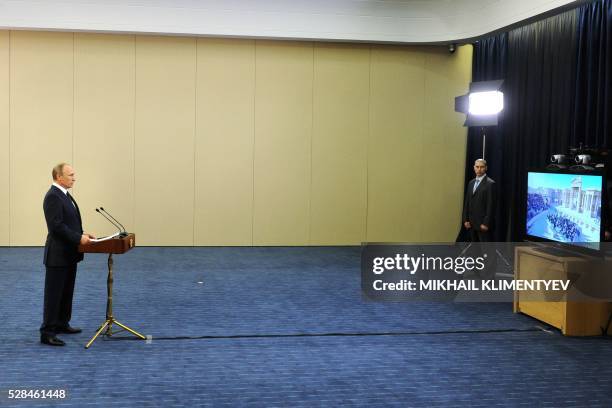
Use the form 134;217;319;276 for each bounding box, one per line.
95;208;124;238
100;207;128;237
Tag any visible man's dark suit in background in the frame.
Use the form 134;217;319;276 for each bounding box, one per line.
463;160;497;242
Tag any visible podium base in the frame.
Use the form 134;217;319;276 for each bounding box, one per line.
83;251;146;349
85;318;146;349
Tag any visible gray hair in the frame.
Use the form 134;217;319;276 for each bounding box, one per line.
52;163;69;180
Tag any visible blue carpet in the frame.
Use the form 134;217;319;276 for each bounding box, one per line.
1;247;611;407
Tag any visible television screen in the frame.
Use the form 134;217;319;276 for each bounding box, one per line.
526;171;603;248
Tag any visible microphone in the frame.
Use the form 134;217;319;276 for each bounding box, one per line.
99;207;128;237
95;208;126;237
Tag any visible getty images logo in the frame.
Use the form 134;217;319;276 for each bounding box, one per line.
372;253;487;275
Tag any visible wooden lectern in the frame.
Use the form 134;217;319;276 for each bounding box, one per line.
79;233;146;348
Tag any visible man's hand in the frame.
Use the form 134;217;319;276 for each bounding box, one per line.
86;233;96;239
80;234;91;245
464;221;472;229
480;224;489;232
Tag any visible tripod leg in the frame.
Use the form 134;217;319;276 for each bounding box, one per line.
85;320;110;349
113;320;146;340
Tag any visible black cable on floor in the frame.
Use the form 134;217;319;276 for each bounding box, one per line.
103;326;544;341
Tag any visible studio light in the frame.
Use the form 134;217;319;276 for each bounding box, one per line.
468;91;504;115
455;79;505;159
455;79;504;127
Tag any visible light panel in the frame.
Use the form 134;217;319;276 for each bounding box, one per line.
468;91;504;116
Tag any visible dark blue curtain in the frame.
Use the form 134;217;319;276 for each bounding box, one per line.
573;0;611;147
462;0;611;242
503;10;579;241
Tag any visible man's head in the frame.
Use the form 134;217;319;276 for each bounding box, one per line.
473;159;487;177
52;163;76;189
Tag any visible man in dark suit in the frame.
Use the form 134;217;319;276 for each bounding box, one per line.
40;163;95;346
463;159;496;242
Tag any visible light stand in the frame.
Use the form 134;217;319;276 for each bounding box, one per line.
481;127;486;160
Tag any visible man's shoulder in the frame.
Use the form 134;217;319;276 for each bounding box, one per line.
44;186;64;202
486;176;496;184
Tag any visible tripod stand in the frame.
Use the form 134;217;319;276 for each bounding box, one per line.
85;253;145;348
79;234;146;349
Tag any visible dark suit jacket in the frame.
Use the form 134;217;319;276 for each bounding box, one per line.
43;186;84;267
462;176;496;231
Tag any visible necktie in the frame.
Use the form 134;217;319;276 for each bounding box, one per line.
67;192;76;208
473;179;481;193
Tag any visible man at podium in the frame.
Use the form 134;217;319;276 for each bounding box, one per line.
40;163;95;347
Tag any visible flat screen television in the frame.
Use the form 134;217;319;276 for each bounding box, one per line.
526;170;604;251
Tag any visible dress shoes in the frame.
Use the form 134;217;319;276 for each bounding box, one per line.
40;335;65;346
58;326;82;334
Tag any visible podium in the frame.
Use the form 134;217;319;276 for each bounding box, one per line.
79;233;146;348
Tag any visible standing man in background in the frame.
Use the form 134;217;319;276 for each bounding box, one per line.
463;159;497;242
40;163;95;346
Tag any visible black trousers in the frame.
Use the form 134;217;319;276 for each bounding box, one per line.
469;228;491;242
40;264;77;337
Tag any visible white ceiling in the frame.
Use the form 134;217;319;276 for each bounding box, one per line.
0;0;580;43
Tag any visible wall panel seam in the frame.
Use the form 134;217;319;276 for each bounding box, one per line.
7;30;11;245
251;40;257;246
309;43;314;245
72;33;75;182
365;45;372;244
133;35;137;237
192;39;197;247
419;51;428;241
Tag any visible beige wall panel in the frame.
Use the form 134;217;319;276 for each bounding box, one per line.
73;33;136;238
253;41;313;245
134;36;196;246
420;47;463;242
419;45;471;242
10;31;73;246
310;44;369;245
0;32;8;245
367;46;426;243
4;31;472;247
421;46;472;242
194;39;254;246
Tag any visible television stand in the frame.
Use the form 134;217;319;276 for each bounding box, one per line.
514;246;612;336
